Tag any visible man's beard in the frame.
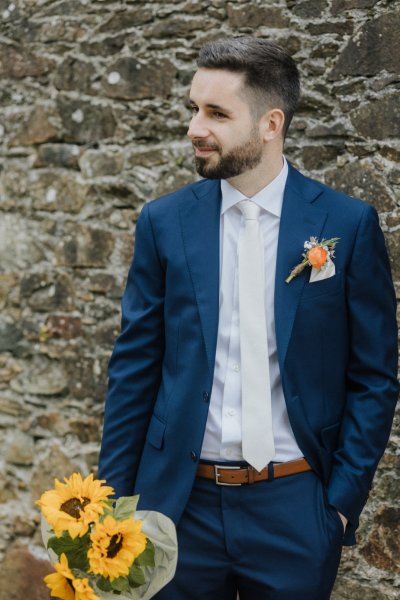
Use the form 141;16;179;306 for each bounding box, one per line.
193;130;263;180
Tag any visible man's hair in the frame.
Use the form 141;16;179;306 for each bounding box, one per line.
197;37;300;138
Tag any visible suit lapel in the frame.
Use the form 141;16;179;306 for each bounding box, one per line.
274;165;327;373
179;179;221;377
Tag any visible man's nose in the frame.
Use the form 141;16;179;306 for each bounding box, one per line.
187;113;209;140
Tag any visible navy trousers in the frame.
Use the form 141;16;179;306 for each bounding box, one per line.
155;467;343;599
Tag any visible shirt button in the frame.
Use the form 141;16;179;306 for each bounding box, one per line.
226;409;236;417
190;451;198;462
203;391;210;402
232;364;240;372
225;448;233;458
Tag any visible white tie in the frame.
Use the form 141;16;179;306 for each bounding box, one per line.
237;200;275;472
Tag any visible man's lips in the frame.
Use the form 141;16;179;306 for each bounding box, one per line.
193;145;219;157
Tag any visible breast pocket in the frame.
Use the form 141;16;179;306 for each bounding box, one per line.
300;270;344;301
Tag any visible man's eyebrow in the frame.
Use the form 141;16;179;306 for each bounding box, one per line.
186;98;232;114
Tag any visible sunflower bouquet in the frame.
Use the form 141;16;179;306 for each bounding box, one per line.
37;473;177;600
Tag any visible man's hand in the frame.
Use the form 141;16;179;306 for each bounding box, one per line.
338;511;347;533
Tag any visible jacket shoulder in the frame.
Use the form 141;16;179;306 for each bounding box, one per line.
289;164;374;218
145;178;214;213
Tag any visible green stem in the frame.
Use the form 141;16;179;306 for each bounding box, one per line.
285;259;308;283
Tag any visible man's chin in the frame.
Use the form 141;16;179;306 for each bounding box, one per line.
194;157;220;179
194;156;213;179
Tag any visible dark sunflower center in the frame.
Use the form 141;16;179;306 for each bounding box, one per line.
60;497;90;518
107;533;123;558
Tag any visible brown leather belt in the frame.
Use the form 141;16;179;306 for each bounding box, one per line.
197;458;312;486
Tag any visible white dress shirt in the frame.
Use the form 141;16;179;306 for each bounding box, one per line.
200;157;303;463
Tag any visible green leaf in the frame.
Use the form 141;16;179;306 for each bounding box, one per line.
47;532;90;571
71;568;87;579
95;577;113;592
101;499;115;518
47;533;76;555
135;539;155;567
113;495;140;521
128;564;146;588
111;576;130;593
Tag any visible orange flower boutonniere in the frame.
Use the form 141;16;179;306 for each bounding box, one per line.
286;236;339;283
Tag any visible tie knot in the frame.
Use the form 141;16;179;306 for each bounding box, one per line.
238;200;261;221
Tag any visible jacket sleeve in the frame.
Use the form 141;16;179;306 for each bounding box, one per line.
326;204;399;542
98;202;165;497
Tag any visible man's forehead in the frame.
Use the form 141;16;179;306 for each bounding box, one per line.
189;68;247;104
191;67;245;88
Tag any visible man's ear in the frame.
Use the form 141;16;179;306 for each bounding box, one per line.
260;108;285;142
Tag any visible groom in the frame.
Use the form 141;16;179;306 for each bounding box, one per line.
99;37;399;598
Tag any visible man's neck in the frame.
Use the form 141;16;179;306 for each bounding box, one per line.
226;153;284;198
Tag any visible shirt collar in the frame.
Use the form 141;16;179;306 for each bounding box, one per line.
220;156;288;218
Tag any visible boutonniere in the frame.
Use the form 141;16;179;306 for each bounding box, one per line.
285;236;340;283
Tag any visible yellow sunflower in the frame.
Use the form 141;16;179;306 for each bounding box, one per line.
44;553;99;600
73;577;100;600
88;514;147;581
37;473;114;538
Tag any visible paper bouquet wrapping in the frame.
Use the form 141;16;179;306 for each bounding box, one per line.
37;473;177;600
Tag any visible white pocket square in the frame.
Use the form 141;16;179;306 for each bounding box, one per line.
309;258;336;283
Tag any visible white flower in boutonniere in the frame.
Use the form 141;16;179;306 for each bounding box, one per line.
285;236;340;283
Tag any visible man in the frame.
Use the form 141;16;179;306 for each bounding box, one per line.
99;37;399;598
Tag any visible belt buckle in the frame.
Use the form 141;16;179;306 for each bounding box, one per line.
214;464;242;486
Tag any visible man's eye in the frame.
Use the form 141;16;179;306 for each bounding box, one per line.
189;105;199;114
213;112;226;119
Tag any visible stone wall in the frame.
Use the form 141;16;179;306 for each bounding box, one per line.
0;0;399;597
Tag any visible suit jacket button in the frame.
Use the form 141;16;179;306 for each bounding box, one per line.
190;451;198;462
203;392;210;402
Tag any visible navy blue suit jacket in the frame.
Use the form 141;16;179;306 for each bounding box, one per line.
99;163;399;545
